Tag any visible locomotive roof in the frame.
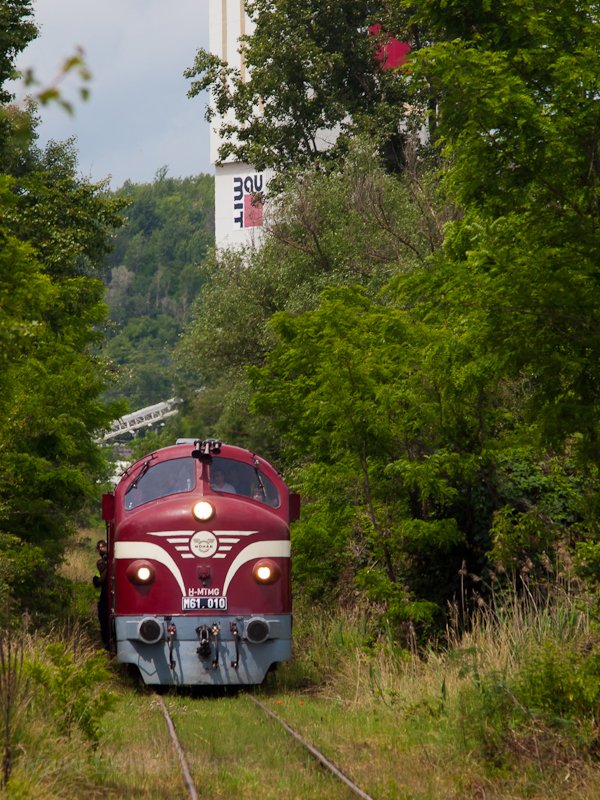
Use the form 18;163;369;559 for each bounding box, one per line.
127;440;280;475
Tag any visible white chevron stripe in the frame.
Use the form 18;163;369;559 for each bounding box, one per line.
115;532;283;597
147;529;258;539
222;540;291;595
114;541;186;596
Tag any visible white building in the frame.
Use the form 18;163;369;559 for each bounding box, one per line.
207;5;413;250
208;0;271;249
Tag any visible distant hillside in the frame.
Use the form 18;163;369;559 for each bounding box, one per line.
101;168;214;410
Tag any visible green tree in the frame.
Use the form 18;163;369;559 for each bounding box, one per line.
0;1;36;171
403;0;600;457
101;170;214;408
176;139;446;449
387;0;600;591
0;6;125;612
186;0;415;176
249;283;507;630
0;151;125;611
0;1;36;104
180;1;600;628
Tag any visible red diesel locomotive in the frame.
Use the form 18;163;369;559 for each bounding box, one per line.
101;439;298;686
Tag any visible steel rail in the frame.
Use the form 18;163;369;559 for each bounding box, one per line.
249;695;376;800
157;695;199;800
156;690;375;799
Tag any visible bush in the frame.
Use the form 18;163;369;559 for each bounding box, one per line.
26;636;115;745
458;628;600;770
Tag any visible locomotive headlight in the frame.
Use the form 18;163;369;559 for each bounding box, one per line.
126;560;156;585
252;559;280;585
256;565;272;581
193;500;214;521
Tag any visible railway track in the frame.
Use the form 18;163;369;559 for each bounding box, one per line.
157;692;376;800
157;695;199;800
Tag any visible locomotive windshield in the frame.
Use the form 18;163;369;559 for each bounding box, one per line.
209;458;280;508
125;457;195;509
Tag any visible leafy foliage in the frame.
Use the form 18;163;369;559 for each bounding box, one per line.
403;0;600;456
186;0;416;176
0;1;36;104
250;284;495;630
178;0;600;638
100;169;214;408
27;640;115;744
460;637;600;771
0;145;125;600
0;5;126;614
0;0;36;182
176;138;447;449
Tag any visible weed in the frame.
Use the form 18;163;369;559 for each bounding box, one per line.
26;631;116;745
0;629;29;790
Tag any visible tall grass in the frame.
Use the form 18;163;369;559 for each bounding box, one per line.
3;528;598;798
1;623;116;799
279;584;600;798
0;629;27;790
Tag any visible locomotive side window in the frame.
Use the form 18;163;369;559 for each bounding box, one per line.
125;457;195;509
209;458;280;508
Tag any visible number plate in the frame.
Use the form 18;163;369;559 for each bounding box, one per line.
181;596;227;611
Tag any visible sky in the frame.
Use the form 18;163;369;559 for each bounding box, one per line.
12;0;212;189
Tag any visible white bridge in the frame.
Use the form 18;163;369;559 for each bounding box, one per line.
100;398;180;442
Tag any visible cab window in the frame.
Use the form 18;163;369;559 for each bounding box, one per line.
125;457;195;509
209;458;280;508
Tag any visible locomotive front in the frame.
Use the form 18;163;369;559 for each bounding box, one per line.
101;439;298;686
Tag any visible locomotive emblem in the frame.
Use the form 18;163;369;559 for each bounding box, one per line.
146;529;259;560
190;531;218;557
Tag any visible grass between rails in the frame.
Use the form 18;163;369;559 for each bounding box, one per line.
2;530;600;798
166;692;357;799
